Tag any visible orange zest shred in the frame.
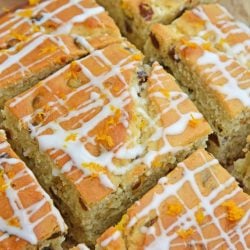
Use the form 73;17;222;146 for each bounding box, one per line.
81;162;106;174
0;171;8;192
180;38;199;49
152;159;161;168
8;217;20;228
167;202;183;216
115;214;129;232
132;54;143;61
29;0;40;5
108;109;122;126
188;114;201;128
10;31;27;42
160;88;170;98
17;9;33;18
96;134;114;147
202;42;212;51
37;111;45;122
39;44;58;56
222;200;245;222
32;24;40;32
195;208;205;224
177;228;194;239
67;61;81;80
65;133;78;142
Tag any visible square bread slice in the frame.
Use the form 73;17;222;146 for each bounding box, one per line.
0;130;67;250
0;0;121;116
233;135;250;194
4;41;211;246
97;149;250;250
144;4;250;165
96;0;215;50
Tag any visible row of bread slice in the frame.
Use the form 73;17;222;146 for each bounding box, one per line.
2;38;212;246
1;128;249;249
143;3;250;166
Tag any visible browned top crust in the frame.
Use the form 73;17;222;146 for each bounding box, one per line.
6;41;211;206
148;4;250;118
97;149;250;250
0;0;121;107
0;130;67;250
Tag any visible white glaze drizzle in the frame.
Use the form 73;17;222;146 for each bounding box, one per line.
192;4;250;67
100;231;121;248
0;0;107;83
196;49;250;106
9;46;205;192
0;0;104;39
102;150;250;249
75;243;90;250
0;132;67;245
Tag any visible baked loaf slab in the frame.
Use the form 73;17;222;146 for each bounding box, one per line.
0;130;67;250
96;0;214;50
144;4;250;165
97;149;250;250
4;40;211;246
0;0;121;114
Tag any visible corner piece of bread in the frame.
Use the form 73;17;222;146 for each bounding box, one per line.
97;149;250;250
0;129;67;250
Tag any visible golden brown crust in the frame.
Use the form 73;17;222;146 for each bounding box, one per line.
0;130;67;250
0;0;121;108
0;0;120;51
149;17;250;118
5;43;211;206
97;149;250;249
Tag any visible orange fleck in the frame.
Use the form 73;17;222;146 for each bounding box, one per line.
67;61;81;80
10;32;27;42
39;45;58;56
8;217;20;228
17;9;33;18
181;38;198;49
96;134;114;147
115;214;129;232
177;228;194;239
152;159;161;168
29;0;40;5
188;114;201;128
160;88;170;98
0;171;8;192
82;162;106;173
138;118;147;130
222;200;245;221
132;54;143;61
65;133;78;142
202;42;212;51
195;208;205;224
32;24;40;32
167;202;183;216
